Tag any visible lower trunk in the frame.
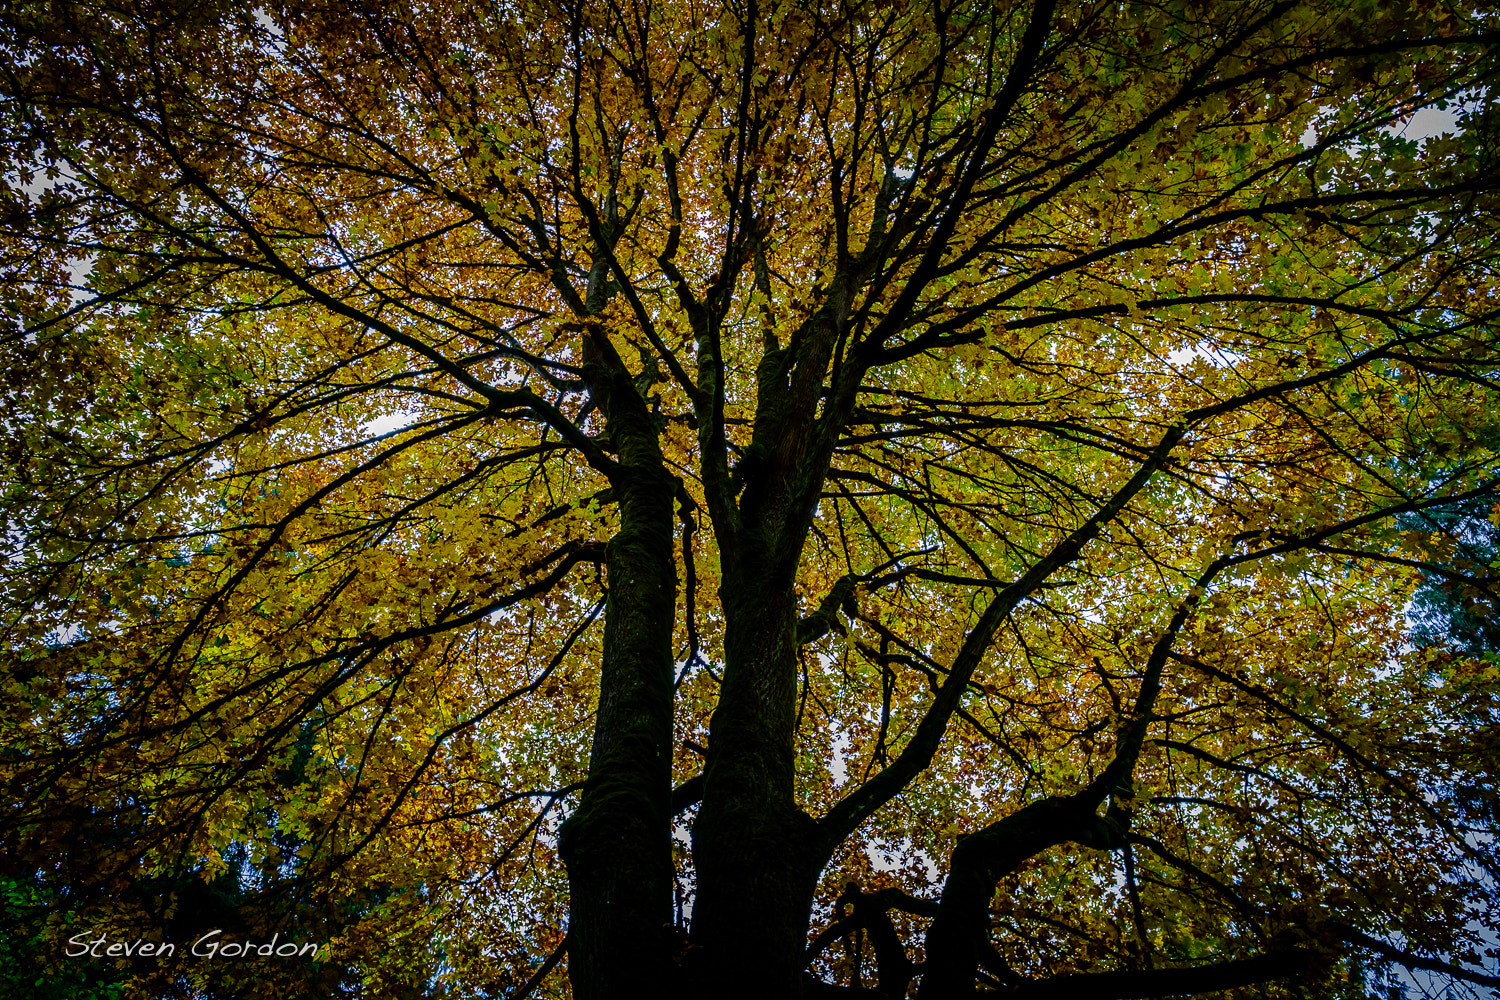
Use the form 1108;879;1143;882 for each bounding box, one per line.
690;804;821;998
559;463;677;999
689;584;820;998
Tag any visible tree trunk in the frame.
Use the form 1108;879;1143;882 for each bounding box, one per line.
690;571;821;998
558;381;678;998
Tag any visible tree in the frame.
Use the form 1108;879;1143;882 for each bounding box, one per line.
2;0;1498;997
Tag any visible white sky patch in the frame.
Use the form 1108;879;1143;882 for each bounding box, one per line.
363;410;420;437
866;838;940;884
68;253;96;304
1302;91;1483;148
253;7;283;43
1167;344;1212;366
829;731;851;785
1387;103;1462;141
47;623;83;646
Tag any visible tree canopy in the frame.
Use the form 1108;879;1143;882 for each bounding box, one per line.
2;0;1498;997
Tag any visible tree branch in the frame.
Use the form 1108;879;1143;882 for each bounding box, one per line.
1333;924;1500;989
996;947;1322;999
819;424;1184;855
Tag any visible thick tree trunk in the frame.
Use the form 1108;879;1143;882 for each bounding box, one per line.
558;378;678;998
690;575;821;998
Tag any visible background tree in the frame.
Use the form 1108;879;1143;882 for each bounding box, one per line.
2;1;1498;998
1406;497;1500;655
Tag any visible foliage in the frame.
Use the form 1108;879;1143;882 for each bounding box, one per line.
1405;497;1500;656
1;0;1498;997
1;875;125;1000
